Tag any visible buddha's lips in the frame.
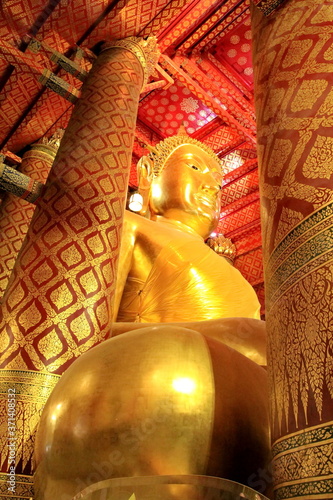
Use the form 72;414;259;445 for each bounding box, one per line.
195;194;218;209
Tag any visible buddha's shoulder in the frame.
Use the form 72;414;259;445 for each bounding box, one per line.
123;211;199;245
123;210;155;234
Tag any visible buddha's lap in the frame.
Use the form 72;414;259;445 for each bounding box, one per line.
34;325;270;499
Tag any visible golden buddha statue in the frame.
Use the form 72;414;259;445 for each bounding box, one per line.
34;134;270;500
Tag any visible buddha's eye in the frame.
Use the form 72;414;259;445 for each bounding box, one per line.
188;164;200;171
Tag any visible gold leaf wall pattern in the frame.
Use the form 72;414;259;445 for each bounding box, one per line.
252;0;333;496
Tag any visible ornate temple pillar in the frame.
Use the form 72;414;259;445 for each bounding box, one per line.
0;136;60;298
0;37;158;499
251;1;333;498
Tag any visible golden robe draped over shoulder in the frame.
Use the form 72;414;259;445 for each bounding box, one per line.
117;232;260;323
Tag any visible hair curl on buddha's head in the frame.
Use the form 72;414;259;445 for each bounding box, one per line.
148;134;223;178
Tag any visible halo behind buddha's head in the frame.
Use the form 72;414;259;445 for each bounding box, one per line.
147;128;223;178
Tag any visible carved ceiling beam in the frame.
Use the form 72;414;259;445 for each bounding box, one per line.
219;201;261;238
141;0;194;39
26;37;89;82
180;0;248;54
223;218;261;242
191;117;225;141
206;52;253;100
197;55;255;117
0;39;80;104
221;168;259;206
178;54;256;132
0;0;62;94
0;150;22;166
198;1;250;54
220;189;260;217
217;135;246;157
223;157;258;185
40;105;74;142
156;0;223;53
161;54;256;144
235;228;262;256
202;126;244;156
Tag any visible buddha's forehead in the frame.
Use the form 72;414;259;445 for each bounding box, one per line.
167;143;221;172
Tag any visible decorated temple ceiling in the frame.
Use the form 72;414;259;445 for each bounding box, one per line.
0;0;265;313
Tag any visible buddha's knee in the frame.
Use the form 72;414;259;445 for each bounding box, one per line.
34;326;270;500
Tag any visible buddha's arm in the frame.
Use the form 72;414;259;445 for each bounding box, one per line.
112;213;135;321
112;317;267;366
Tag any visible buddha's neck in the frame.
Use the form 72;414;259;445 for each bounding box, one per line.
155;216;204;240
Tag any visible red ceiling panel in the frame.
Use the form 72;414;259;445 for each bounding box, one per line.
139;78;216;137
214;15;254;88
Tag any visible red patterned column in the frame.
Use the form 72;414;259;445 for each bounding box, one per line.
0;37;157;499
0;138;60;298
251;2;333;499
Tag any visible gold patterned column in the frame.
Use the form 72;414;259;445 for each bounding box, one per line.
0;135;61;299
0;37;158;499
251;1;333;499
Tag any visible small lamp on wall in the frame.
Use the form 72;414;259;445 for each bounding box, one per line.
128;192;143;212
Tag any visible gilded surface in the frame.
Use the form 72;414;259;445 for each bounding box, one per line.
34;326;269;500
114;140;261;323
34;327;216;499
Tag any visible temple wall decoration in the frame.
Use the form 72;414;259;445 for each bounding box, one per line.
251;1;333;497
0;137;60;298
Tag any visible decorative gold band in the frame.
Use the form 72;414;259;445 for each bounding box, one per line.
0;472;33;499
266;201;333;309
272;421;333;499
101;36;160;90
0;370;61;475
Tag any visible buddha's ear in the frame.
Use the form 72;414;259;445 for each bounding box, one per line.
136;156;153;216
137;156;153;190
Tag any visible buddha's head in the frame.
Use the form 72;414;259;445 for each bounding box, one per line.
137;134;223;239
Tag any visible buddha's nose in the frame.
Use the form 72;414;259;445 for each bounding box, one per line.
201;174;221;196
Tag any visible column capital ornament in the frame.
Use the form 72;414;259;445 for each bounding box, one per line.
32;128;65;158
101;36;160;90
252;0;286;16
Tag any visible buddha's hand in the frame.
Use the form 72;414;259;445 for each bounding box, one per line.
206;234;236;263
102;36;160;90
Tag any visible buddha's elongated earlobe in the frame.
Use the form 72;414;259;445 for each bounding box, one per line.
136;155;154;216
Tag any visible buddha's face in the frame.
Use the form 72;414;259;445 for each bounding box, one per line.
149;144;222;238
